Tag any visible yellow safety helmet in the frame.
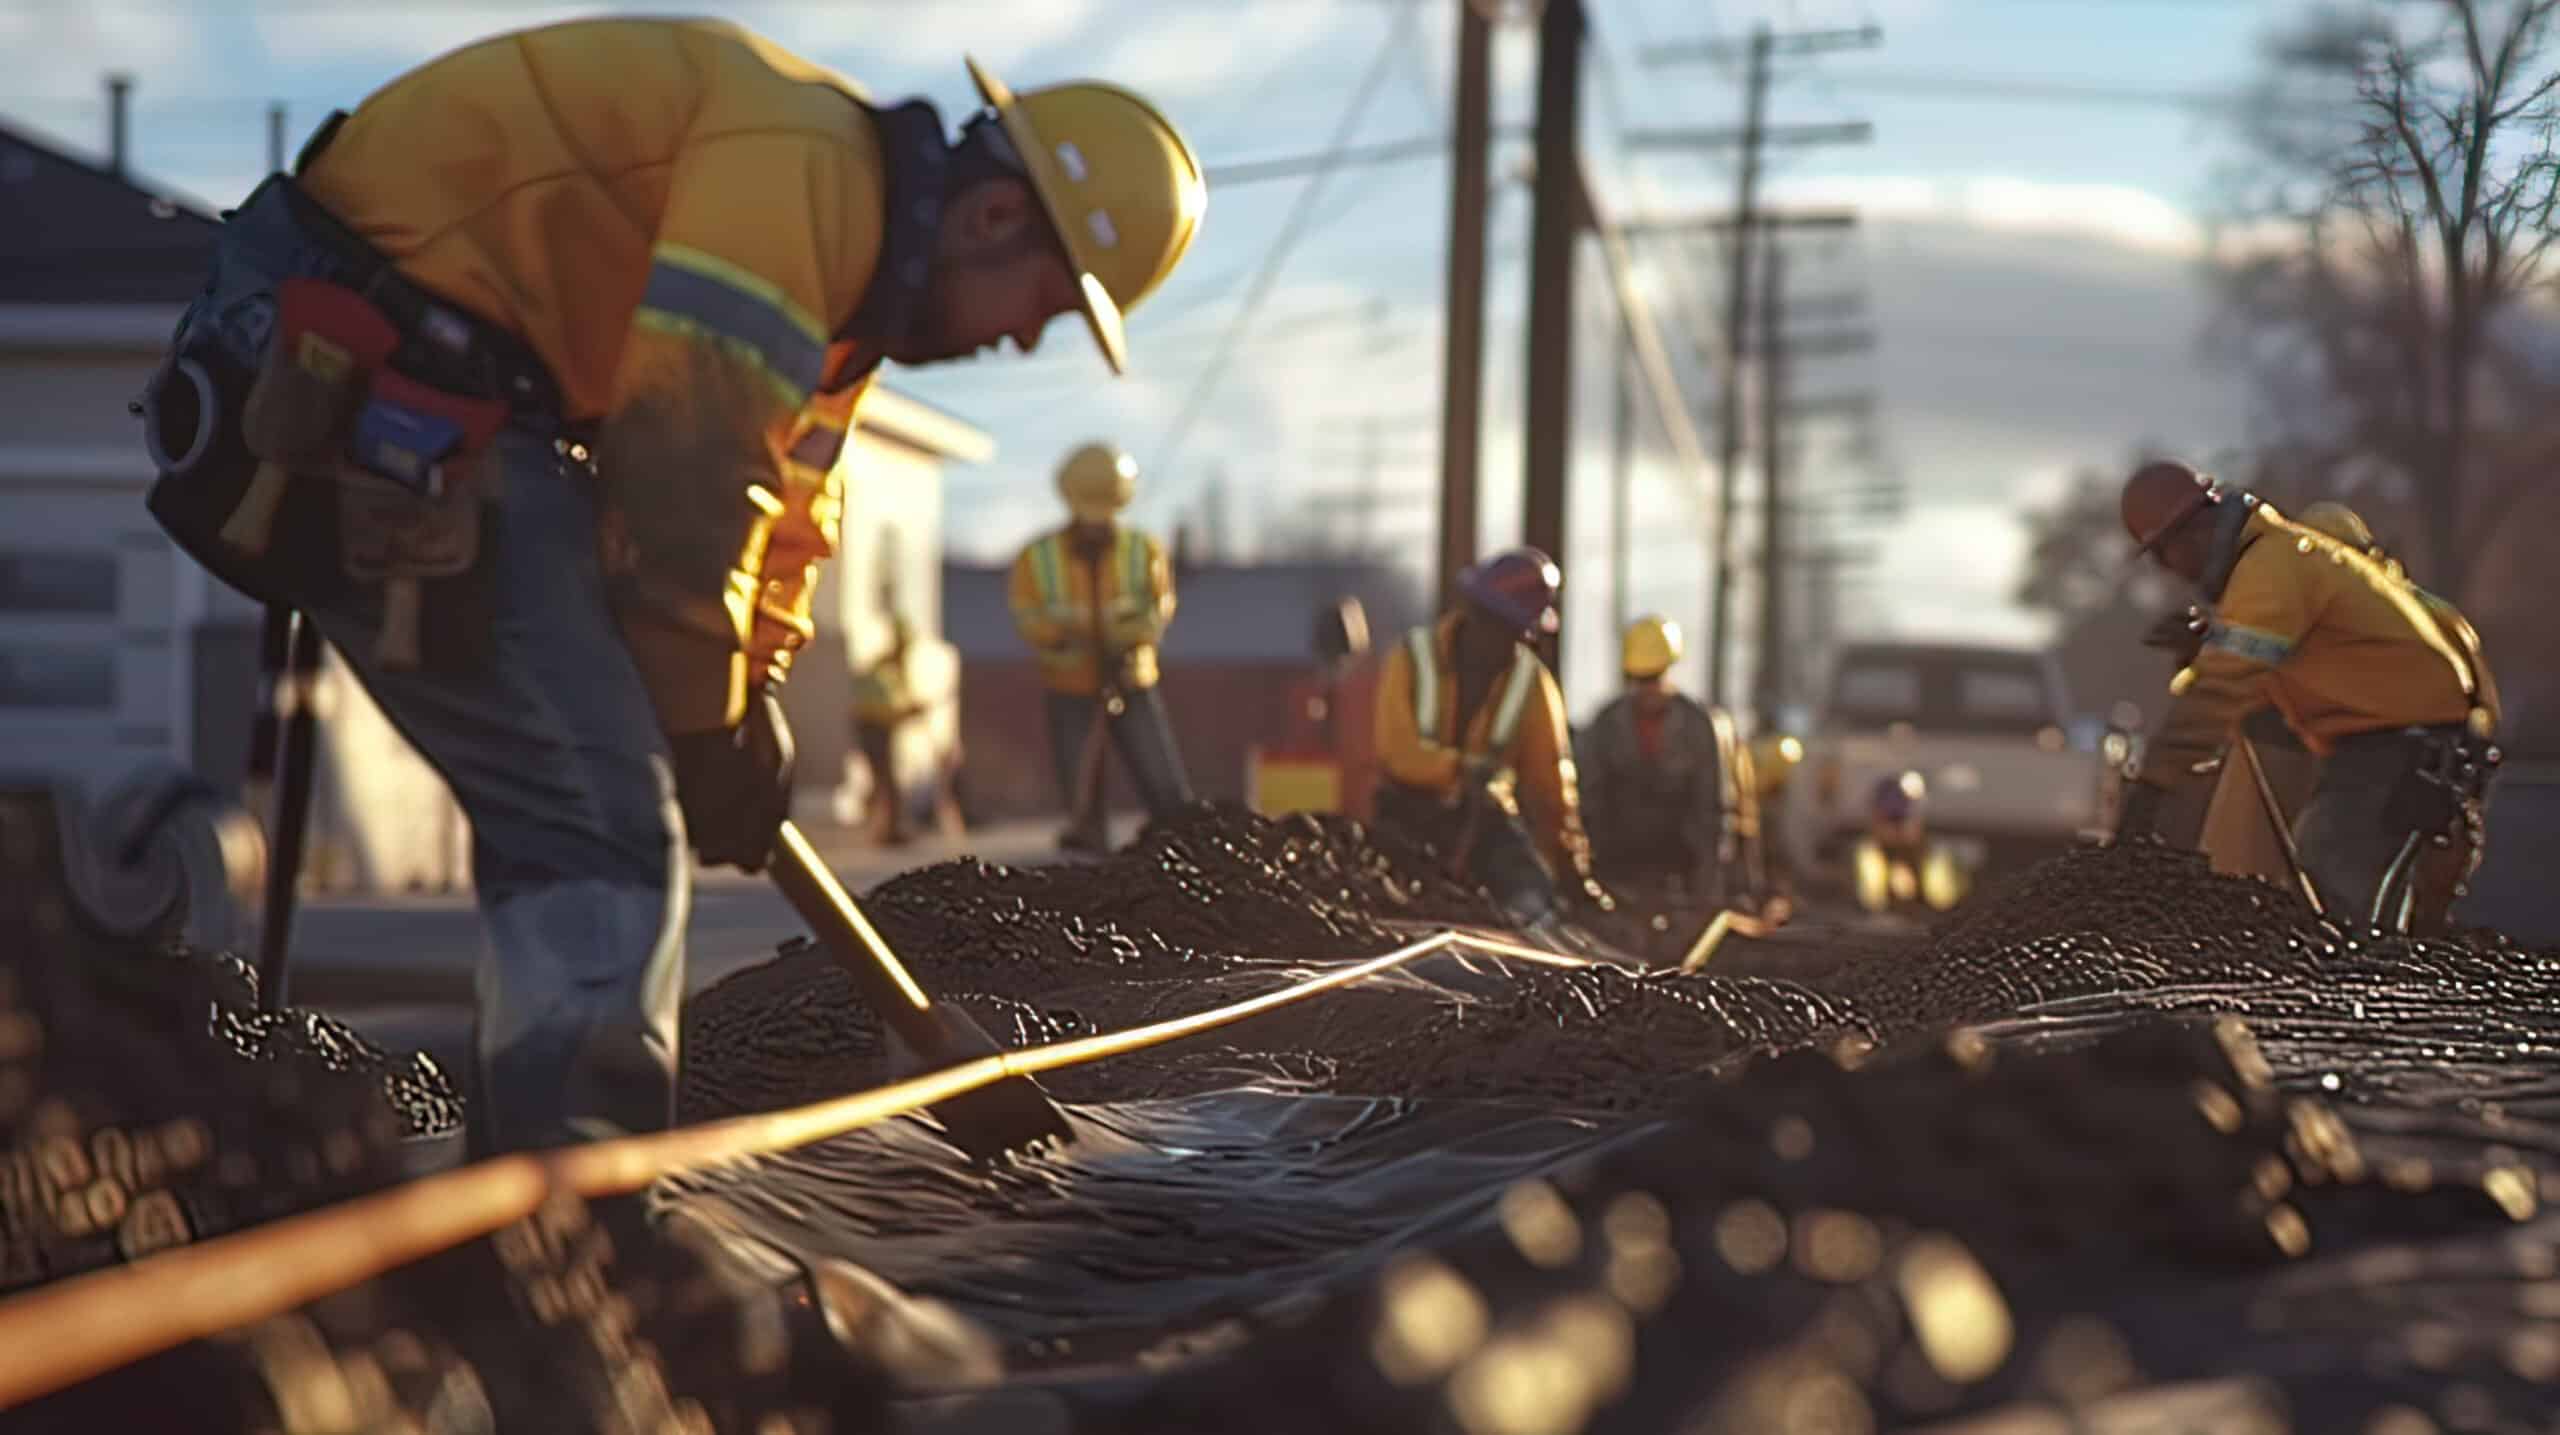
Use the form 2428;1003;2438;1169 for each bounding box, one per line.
1621;615;1683;679
1058;442;1138;522
967;57;1208;376
2297;500;2376;552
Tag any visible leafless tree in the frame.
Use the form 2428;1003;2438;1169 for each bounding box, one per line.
2212;0;2560;599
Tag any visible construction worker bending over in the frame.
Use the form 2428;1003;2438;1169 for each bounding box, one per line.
136;17;1205;1155
1009;442;1193;852
2113;462;2501;936
1578;616;1741;903
1373;548;1605;935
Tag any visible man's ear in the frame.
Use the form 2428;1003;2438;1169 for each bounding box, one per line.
950;177;1036;248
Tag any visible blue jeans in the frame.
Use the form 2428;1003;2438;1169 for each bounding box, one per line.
1044;685;1194;822
305;429;688;1155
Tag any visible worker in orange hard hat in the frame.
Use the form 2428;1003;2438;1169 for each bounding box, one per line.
1576;616;1744;904
2112;462;2501;936
1010;442;1193;852
136;16;1206;1157
1373;547;1605;937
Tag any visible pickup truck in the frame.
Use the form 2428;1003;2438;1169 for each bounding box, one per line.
1780;641;2125;889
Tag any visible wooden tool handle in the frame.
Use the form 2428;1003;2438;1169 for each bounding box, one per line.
768;822;938;1040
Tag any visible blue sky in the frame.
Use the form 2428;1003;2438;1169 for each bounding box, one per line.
3;0;2302;710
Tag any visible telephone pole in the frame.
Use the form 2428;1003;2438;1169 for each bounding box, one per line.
1708;27;1769;709
1644;21;1879;707
1523;0;1586;672
1610;333;1636;638
267;102;287;174
1754;246;1788;728
1436;3;1494;610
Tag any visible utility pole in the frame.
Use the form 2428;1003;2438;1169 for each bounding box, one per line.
1436;3;1493;610
1523;0;1585;672
1754;245;1787;729
1360;301;1389;554
1643;22;1879;707
1707;26;1770;710
267;102;287;174
1205;467;1231;563
1610;333;1635;639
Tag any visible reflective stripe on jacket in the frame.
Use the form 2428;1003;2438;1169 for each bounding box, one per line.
2142;503;2498;788
1373;615;1593;883
1006;525;1174;695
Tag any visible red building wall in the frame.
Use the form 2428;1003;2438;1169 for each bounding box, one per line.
954;653;1395;823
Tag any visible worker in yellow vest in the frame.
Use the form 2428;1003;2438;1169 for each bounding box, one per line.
1008;442;1193;851
2115;463;2502;934
135;16;1206;1155
1373;547;1602;933
852;613;931;845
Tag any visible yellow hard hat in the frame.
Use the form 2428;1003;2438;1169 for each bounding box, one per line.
1058;441;1138;521
1621;615;1683;679
967;57;1208;376
2297;500;2375;551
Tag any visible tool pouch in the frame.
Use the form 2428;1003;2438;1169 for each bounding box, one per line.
334;372;507;671
221;278;400;558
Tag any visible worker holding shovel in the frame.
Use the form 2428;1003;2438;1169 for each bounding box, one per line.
136;17;1205;1158
1371;548;1605;940
2114;462;2501;936
1009;443;1194;853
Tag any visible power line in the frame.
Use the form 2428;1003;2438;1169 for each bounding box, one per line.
1142;0;1427;515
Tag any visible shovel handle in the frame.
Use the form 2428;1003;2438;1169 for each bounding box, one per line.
769;821;933;1020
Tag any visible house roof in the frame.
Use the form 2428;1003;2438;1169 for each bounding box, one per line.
0;119;218;305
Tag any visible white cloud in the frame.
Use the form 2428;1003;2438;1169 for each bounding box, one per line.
0;4;218;99
1086;4;1342;109
1763;172;2209;258
252;5;591;70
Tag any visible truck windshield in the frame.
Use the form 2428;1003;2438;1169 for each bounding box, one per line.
1826;652;2057;736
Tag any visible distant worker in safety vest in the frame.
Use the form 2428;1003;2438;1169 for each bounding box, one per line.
852;613;931;846
1373;547;1602;934
136;17;1206;1156
1577;616;1740;902
1009;442;1193;852
2113;462;2502;935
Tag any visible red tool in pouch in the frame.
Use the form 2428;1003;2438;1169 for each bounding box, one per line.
220;278;398;556
338;371;507;669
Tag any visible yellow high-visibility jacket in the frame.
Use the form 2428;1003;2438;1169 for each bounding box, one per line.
1007;525;1174;696
2140;503;2499;790
1374;616;1593;882
300;18;912;733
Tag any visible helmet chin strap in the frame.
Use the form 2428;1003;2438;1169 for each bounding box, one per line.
2196;491;2258;601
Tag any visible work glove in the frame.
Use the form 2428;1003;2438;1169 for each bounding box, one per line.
2142;606;2211;666
2112;780;2166;845
668;681;796;873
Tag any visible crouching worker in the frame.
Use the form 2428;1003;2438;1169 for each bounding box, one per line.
2113;462;2501;936
1372;548;1607;937
133;16;1206;1154
1578;616;1739;903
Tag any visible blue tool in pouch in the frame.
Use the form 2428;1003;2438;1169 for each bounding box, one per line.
348;394;462;500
